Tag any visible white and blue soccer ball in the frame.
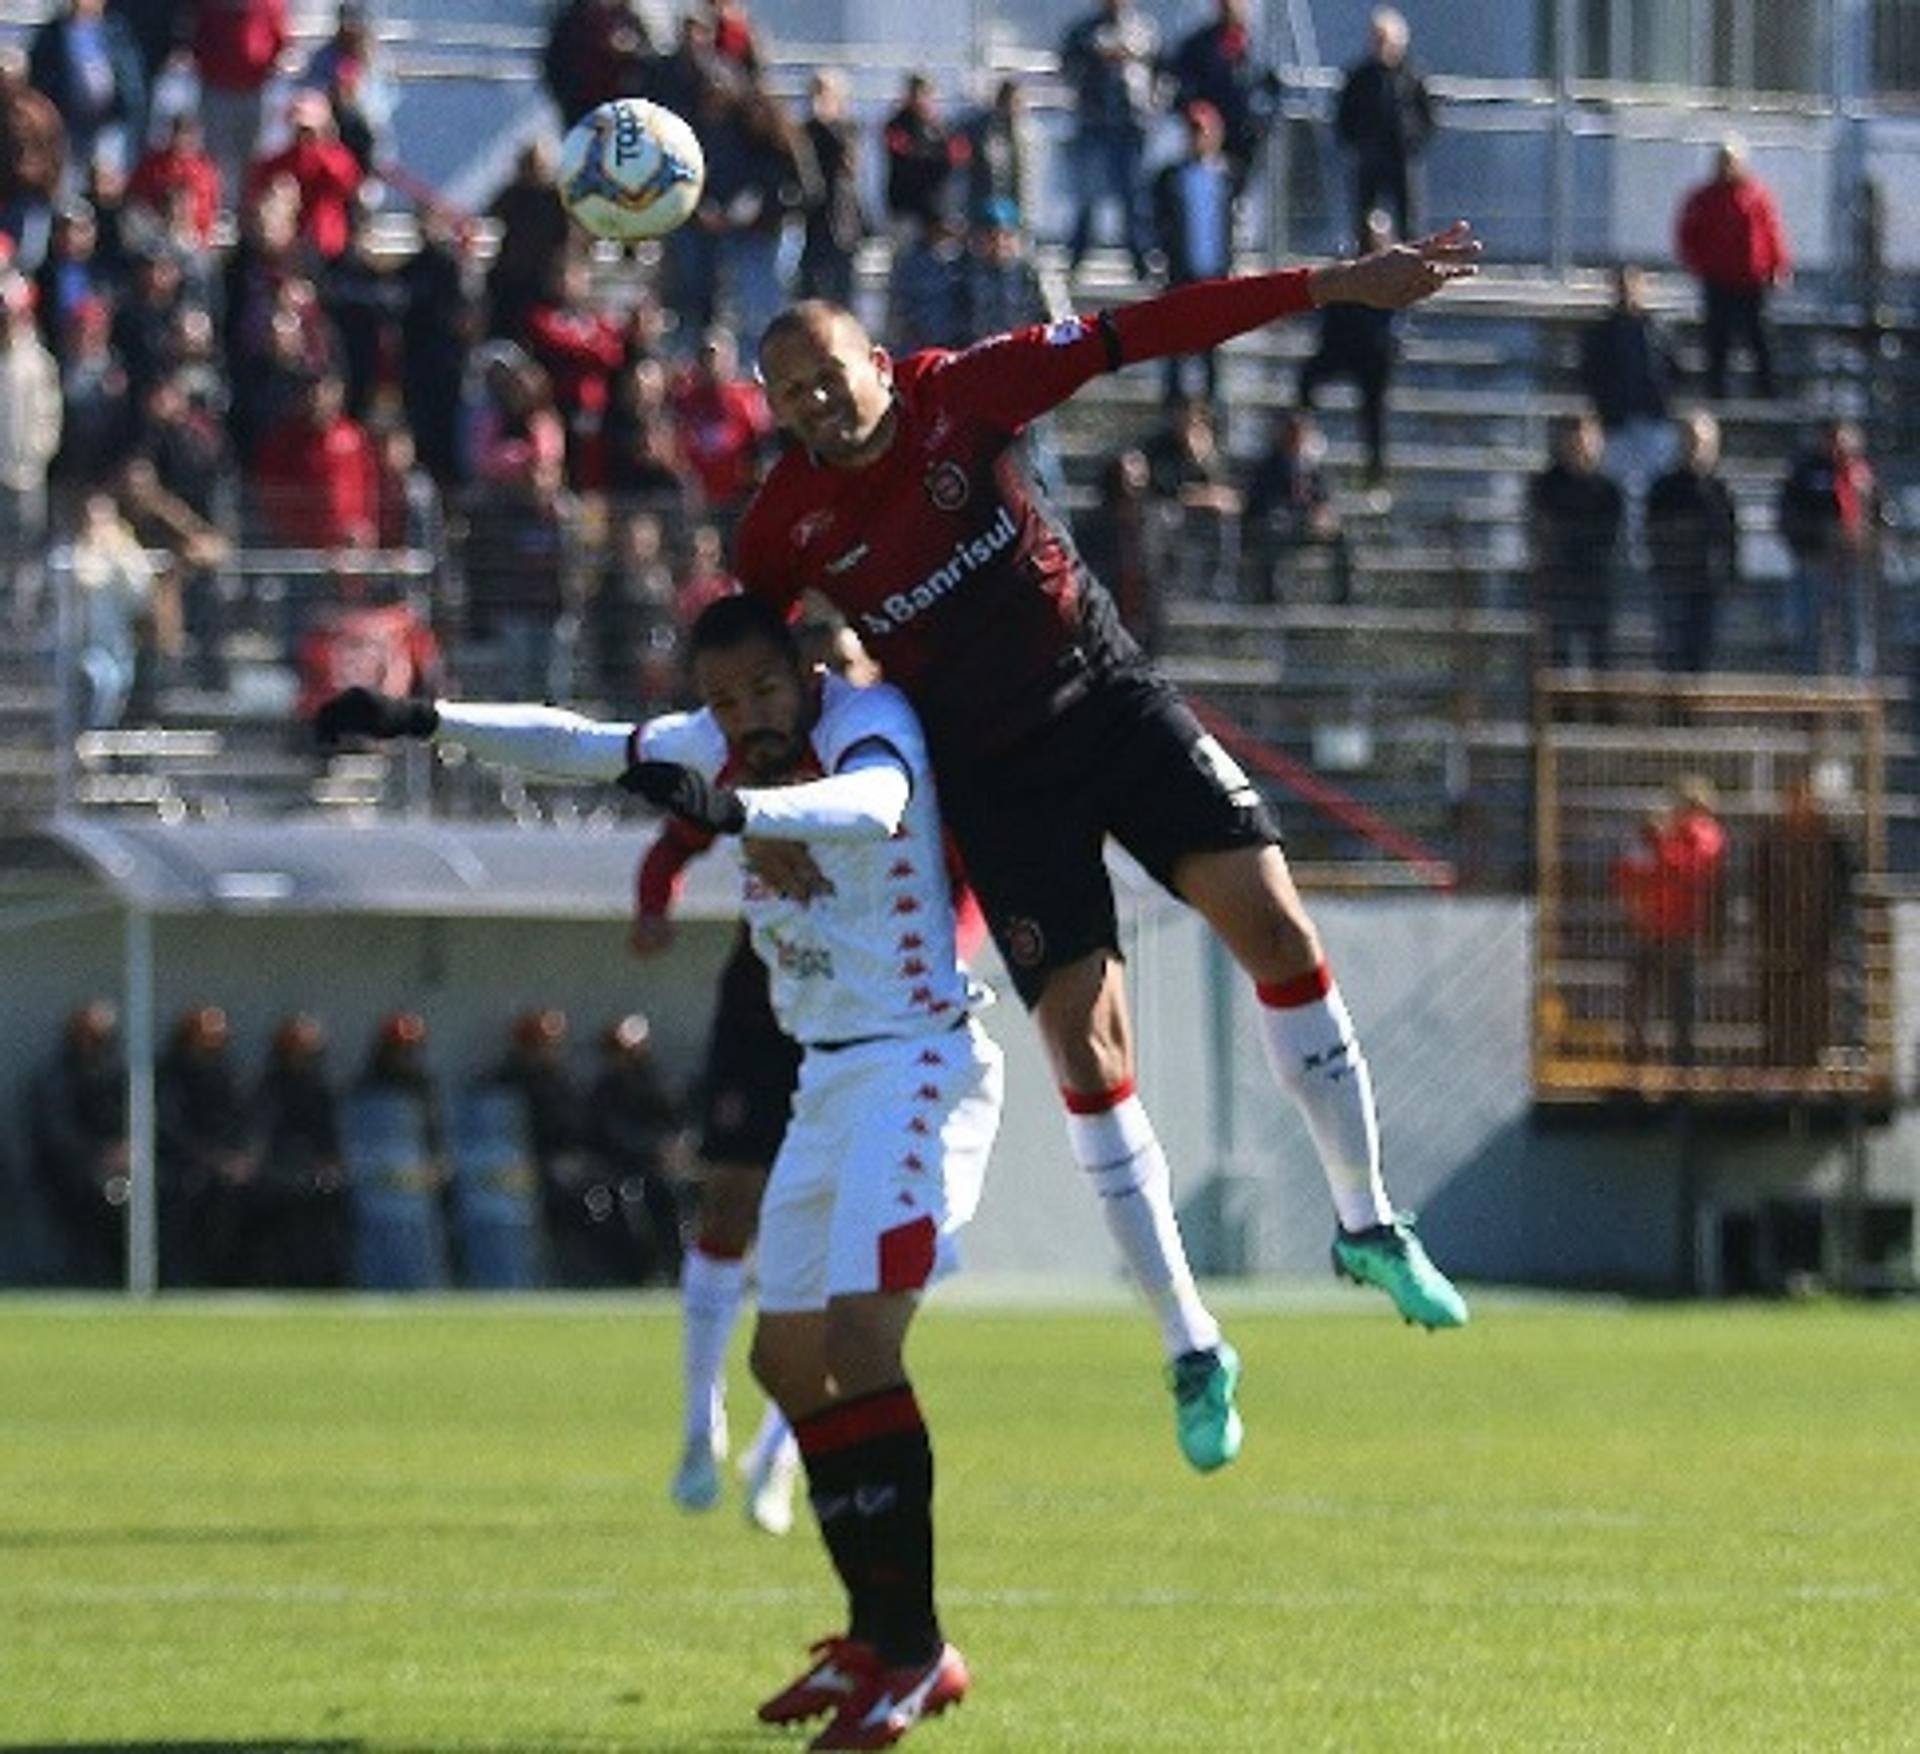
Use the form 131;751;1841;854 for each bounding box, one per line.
558;97;706;242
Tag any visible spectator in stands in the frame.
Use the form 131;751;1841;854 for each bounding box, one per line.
192;0;290;208
111;240;191;404
1296;208;1399;492
667;325;771;521
702;0;763;76
254;273;348;447
296;1;397;179
28;0;146;188
157;1003;256;1285
1777;418;1882;677
1752;775;1855;1072
248;1013;348;1288
1144;395;1242;598
484;140;571;344
959;197;1045;343
590;505;679;705
1579;264;1676;561
887;216;967;355
644;10;728;128
1528;410;1624;672
586;1012;688;1285
1167;0;1282;204
1646;410;1739;674
1243;410;1349;604
1613;779;1726;1069
1076;445;1164;651
372;420;443;557
247;90;365;263
541;0;656;129
318;200;404;423
28;1000;128;1286
1059;0;1158;283
692;79;805;354
467;343;566;488
35;199;112;365
525;253;627;492
0;274;62;630
882;71;966;237
1153;101;1237;407
461;427;575;699
1675;137;1790;401
126;111;220;249
107;0;181;85
797;68;865;308
219;176;302;455
399;207;481;486
674;519;737;629
67;488;155;725
54;295;133;505
961;77;1033;237
0;49;67;272
605;354;695;523
252;368;379;551
1333;8;1432;248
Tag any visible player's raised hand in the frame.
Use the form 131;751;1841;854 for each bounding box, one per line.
1310;220;1480;310
620;759;748;835
314;687;439;746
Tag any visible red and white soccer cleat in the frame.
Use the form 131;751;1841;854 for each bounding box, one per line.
809;1643;969;1750
756;1636;881;1725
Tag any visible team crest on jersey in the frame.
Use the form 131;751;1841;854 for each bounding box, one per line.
1001;915;1046;968
924;460;970;512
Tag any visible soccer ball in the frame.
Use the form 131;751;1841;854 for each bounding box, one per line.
557;97;706;242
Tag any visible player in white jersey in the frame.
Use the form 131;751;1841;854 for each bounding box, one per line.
317;596;998;1750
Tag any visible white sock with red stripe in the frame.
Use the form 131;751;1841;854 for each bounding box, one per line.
681;1244;747;1449
1064;1081;1222;1359
1255;965;1393;1233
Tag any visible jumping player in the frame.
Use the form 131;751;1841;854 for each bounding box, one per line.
735;225;1482;1472
318;595;999;1749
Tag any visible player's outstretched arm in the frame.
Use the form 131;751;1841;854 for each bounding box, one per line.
315;687;638;783
622;754;912;843
1306;220;1481;310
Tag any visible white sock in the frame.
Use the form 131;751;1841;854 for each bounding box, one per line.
1256;967;1393;1233
744;1401;793;1472
681;1246;747;1449
1065;1084;1222;1360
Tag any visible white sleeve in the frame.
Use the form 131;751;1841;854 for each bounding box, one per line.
737;759;911;842
635;709;728;776
433;703;635;782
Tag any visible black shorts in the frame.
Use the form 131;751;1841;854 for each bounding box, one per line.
696;927;802;1167
937;667;1279;1008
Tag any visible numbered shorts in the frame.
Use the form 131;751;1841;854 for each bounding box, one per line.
756;1020;1004;1315
937;667;1281;1007
697;927;803;1168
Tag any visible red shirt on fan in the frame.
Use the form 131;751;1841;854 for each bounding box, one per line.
1677;173;1791;293
734;271;1316;765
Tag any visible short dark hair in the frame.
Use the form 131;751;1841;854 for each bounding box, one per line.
687;592;800;665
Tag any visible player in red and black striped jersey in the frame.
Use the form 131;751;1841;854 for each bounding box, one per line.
738;227;1481;1472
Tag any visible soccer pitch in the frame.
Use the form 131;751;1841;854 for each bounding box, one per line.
4;1294;1919;1753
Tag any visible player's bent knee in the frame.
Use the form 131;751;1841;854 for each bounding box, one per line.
824;1293;914;1399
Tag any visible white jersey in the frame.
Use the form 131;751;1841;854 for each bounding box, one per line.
639;675;983;1048
432;675;986;1051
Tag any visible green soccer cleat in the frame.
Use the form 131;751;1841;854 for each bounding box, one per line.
1332;1214;1469;1329
1169;1341;1243;1473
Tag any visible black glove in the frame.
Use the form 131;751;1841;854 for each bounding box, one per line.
315;687;439;746
619;760;747;835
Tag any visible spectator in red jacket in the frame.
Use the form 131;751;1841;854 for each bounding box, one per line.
667;324;771;520
246;90;363;261
1612;779;1727;1069
192;0;289;205
524;255;627;492
127;111;221;246
1675;137;1790;401
251;368;378;550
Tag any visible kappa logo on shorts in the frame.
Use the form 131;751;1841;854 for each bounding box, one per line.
924;460;971;512
1002;915;1046;968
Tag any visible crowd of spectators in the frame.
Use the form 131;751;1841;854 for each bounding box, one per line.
24;997;692;1290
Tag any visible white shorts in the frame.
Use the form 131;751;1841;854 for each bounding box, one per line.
755;1020;1004;1315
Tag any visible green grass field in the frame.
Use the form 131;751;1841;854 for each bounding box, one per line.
4;1292;1920;1752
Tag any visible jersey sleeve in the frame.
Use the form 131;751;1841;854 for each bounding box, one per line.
634;818;714;921
635;708;729;779
813;677;927;783
733;493;807;615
